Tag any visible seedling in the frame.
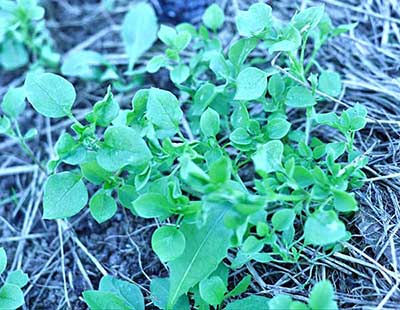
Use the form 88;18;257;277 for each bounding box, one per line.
61;2;158;86
0;247;28;310
0;0;59;71
83;275;337;310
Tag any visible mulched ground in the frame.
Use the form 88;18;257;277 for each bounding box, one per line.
0;0;399;309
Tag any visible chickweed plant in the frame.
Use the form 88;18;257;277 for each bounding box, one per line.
0;3;367;309
0;0;59;71
61;2;158;86
0;247;29;309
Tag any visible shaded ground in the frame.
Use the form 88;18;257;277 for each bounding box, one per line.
0;0;399;309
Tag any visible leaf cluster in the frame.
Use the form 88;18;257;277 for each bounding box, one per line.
61;2;158;87
0;0;59;71
0;3;367;309
0;247;29;310
83;275;338;310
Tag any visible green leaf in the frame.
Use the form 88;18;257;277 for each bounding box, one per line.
292;5;325;32
236;3;272;37
167;207;232;307
121;2;158;70
86;86;120;127
285;86;316;108
304;209;347;246
150;278;169;309
225;275;252;298
293;166;314;187
272;209;295;231
25;72;76;118
0;284;25;309
132;193;172;218
117;185;138;209
230;128;252;146
228;38;258;69
152;226;186;262
1;87;26;118
147;55;167;73
96;126;152;171
89;191;117;223
269;26;302;53
200;108;220;137
80;152;112;185
252;140;284;177
226;295;270;310
147;88;183;137
55;133;86;165
158;25;177;46
6;270;29;288
199;276;227;306
0;247;6;275
332;23;358;36
234;67;267;101
202;4;225;31
268;74;285;98
0;39;28;71
318;71;341;97
266;118;291;139
309;280;338;310
209;53;231;80
61;50;106;80
43;172;88;219
173;32;192;51
83;291;131;310
150;278;190;310
99;275;144;310
269;294;293;310
192;83;217;116
332;189;358;212
209;156;231;184
170;65;190;85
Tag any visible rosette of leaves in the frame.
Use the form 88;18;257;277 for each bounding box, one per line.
0;0;59;71
7;3;368;309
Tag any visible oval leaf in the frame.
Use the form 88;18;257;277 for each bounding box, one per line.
25;72;76;118
43;172;88;219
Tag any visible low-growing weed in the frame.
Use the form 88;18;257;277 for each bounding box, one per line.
82;275;338;310
61;2;158;88
0;3;368;309
0;0;59;71
0;247;28;309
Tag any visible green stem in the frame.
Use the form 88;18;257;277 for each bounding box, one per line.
304;107;313;145
13;121;47;173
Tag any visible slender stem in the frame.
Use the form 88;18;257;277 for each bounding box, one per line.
13;121;47;173
304;107;313;145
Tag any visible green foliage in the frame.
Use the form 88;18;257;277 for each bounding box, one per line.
226;280;337;310
121;2;158;70
83;275;144;310
234;67;268;101
43;171;88;219
151;226;186;262
61;50;118;82
25;72;76;118
2;3;368;309
0;0;59;71
0;247;28;310
202;4;224;32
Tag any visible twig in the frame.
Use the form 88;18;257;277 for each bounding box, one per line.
58;220;71;309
